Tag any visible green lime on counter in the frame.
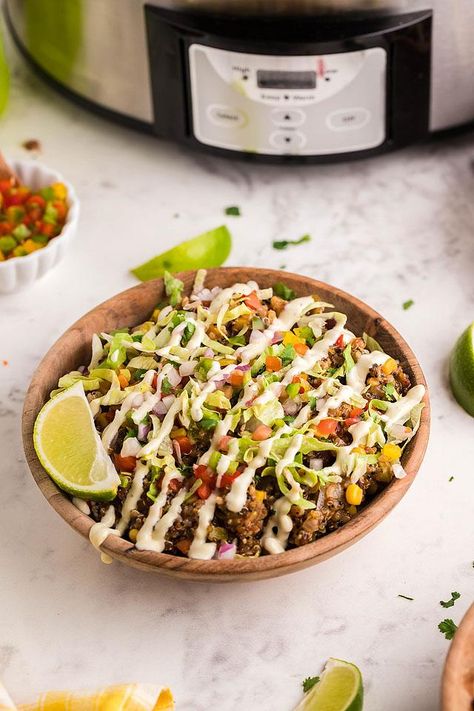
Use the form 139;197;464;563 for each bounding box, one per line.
131;225;232;281
294;659;363;711
33;381;120;501
449;322;474;416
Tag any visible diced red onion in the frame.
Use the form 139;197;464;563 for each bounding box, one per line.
167;368;182;387
192;287;215;302
235;364;251;372
392;463;407;479
283;399;299;416
137;423;151;442
78;365;87;374
216;542;237;560
389;424;410;441
162;394;176;409
152;401;168;416
271;332;283;344
316;489;325;510
179;361;197;377
173;440;183;465
204;348;214;358
121;437;141;457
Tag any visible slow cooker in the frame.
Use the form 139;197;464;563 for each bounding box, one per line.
5;0;474;163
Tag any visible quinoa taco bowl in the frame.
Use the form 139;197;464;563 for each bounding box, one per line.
22;268;430;581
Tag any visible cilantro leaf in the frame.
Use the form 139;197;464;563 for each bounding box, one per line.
448;476;454;482
225;205;241;216
272;234;311;250
438;618;457;640
273;282;296;301
302;676;320;693
440;592;461;608
402;299;414;311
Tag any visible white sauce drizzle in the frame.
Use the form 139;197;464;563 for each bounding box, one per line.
148;487;187;553
116;461;149;535
189;492;218;560
72;497;90;515
89;505;120;564
139;394;185;456
135;468;183;551
382;385;425;429
262;497;293;554
101;392;144;450
346;351;389;392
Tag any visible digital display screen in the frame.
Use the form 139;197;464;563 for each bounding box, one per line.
256;70;316;90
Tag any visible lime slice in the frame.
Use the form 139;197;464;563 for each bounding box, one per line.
131;225;232;281
293;659;363;711
450;322;474;416
33;381;120;501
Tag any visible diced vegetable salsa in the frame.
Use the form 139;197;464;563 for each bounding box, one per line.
0;178;68;260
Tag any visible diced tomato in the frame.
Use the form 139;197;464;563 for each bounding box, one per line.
294;342;309;356
244;291;266;315
292;375;307;393
3;192;23;207
168;478;182;493
349;406;364;418
335;334;345;348
265;355;282;372
196;482;212;499
313;419;338;438
344;417;360;427
176;539;192;554
0;222;13;235
152;373;159;390
218;435;232;452
25;194;46;210
228;369;244;388
193;464;216;487
175;436;192;454
39;222;55;237
0;179;14;193
113;454;137;472
220;469;243;488
52;200;67;221
252;424;273;441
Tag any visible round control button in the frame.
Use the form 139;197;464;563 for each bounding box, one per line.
207;104;247;128
271;108;306;127
269;131;307;150
326;108;370;131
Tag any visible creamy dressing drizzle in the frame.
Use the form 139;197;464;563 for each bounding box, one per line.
135;468;183;551
89;505;120;564
382;385;425;429
101;392;145;451
262;497;293;554
116;461;149;535
346;351;389;392
189;492;218;560
72;497;90;515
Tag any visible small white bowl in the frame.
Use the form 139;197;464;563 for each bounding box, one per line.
0;159;79;294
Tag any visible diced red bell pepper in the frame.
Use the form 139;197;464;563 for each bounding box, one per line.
196;482;212;500
344;417;360;427
228;370;244;388
244;291;266;316
113;454;137;472
265;355;282;372
294;342;309;356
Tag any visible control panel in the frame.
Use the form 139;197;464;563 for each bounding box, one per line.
189;45;386;156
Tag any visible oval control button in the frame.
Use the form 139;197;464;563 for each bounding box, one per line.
207;104;247;128
326;108;370;131
271;108;306;127
269;131;307;150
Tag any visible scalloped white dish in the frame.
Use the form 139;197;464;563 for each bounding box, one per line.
0;159;80;294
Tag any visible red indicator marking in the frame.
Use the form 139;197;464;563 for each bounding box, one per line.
317;58;325;78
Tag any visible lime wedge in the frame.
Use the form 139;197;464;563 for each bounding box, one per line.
450;322;474;416
33;381;120;501
131;225;232;281
293;659;363;711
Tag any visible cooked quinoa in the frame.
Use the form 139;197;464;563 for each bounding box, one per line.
53;271;425;560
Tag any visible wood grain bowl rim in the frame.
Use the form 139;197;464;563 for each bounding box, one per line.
22;268;430;581
442;604;474;711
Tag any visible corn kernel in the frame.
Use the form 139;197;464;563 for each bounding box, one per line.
129;528;138;543
254;490;267;502
382;357;397;375
170;427;186;439
23;238;41;254
346;483;363;506
118;368;131;389
52;181;67;200
152;308;161;320
352;446;365;455
283;331;305;347
382;443;402;462
220;358;235;366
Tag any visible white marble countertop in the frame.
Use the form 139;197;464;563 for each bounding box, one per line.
1;34;473;711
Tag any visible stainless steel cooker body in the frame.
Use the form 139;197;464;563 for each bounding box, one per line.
5;0;474;162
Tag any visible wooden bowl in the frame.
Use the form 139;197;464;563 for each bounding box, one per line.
442;604;474;710
22;268;430;582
